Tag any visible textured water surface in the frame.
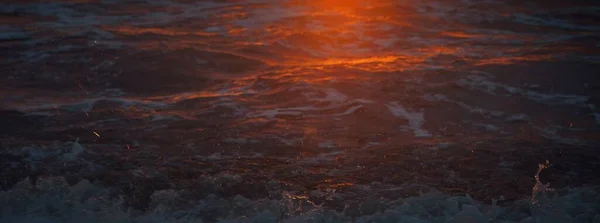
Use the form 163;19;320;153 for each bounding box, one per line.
1;0;600;222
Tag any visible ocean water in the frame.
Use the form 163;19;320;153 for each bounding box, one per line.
1;0;600;222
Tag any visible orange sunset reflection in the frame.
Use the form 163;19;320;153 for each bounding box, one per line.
93;0;570;152
3;1;600;217
100;0;560;84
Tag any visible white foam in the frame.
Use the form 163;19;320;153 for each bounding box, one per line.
297;151;344;165
0;168;598;223
472;123;501;131
248;97;370;119
317;140;337;149
150;115;180;122
13;97;167;115
0;30;31;41
6;140;90;171
459;74;589;106
505;114;530;123
513;13;600;31
248;106;309;119
423;93;505;117
589;104;600;125
276;136;304;147
386;102;432;138
60;138;85;162
334;104;364;116
312;88;348;103
223;138;260;144
534;125;584;145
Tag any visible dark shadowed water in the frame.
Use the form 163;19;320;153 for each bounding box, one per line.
1;0;600;222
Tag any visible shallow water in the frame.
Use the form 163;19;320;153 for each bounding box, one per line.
1;0;600;222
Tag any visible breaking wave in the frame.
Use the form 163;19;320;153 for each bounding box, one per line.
1;148;598;223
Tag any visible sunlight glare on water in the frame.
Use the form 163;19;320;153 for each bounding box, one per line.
1;0;600;222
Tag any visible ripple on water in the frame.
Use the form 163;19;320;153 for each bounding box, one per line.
2;0;600;221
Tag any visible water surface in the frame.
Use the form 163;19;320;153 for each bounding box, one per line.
1;0;600;222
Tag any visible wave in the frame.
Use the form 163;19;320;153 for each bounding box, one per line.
1;142;599;223
1;176;598;223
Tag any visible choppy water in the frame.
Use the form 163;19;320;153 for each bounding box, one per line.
2;0;600;222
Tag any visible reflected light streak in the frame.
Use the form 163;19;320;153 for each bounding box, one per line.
101;0;559;86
